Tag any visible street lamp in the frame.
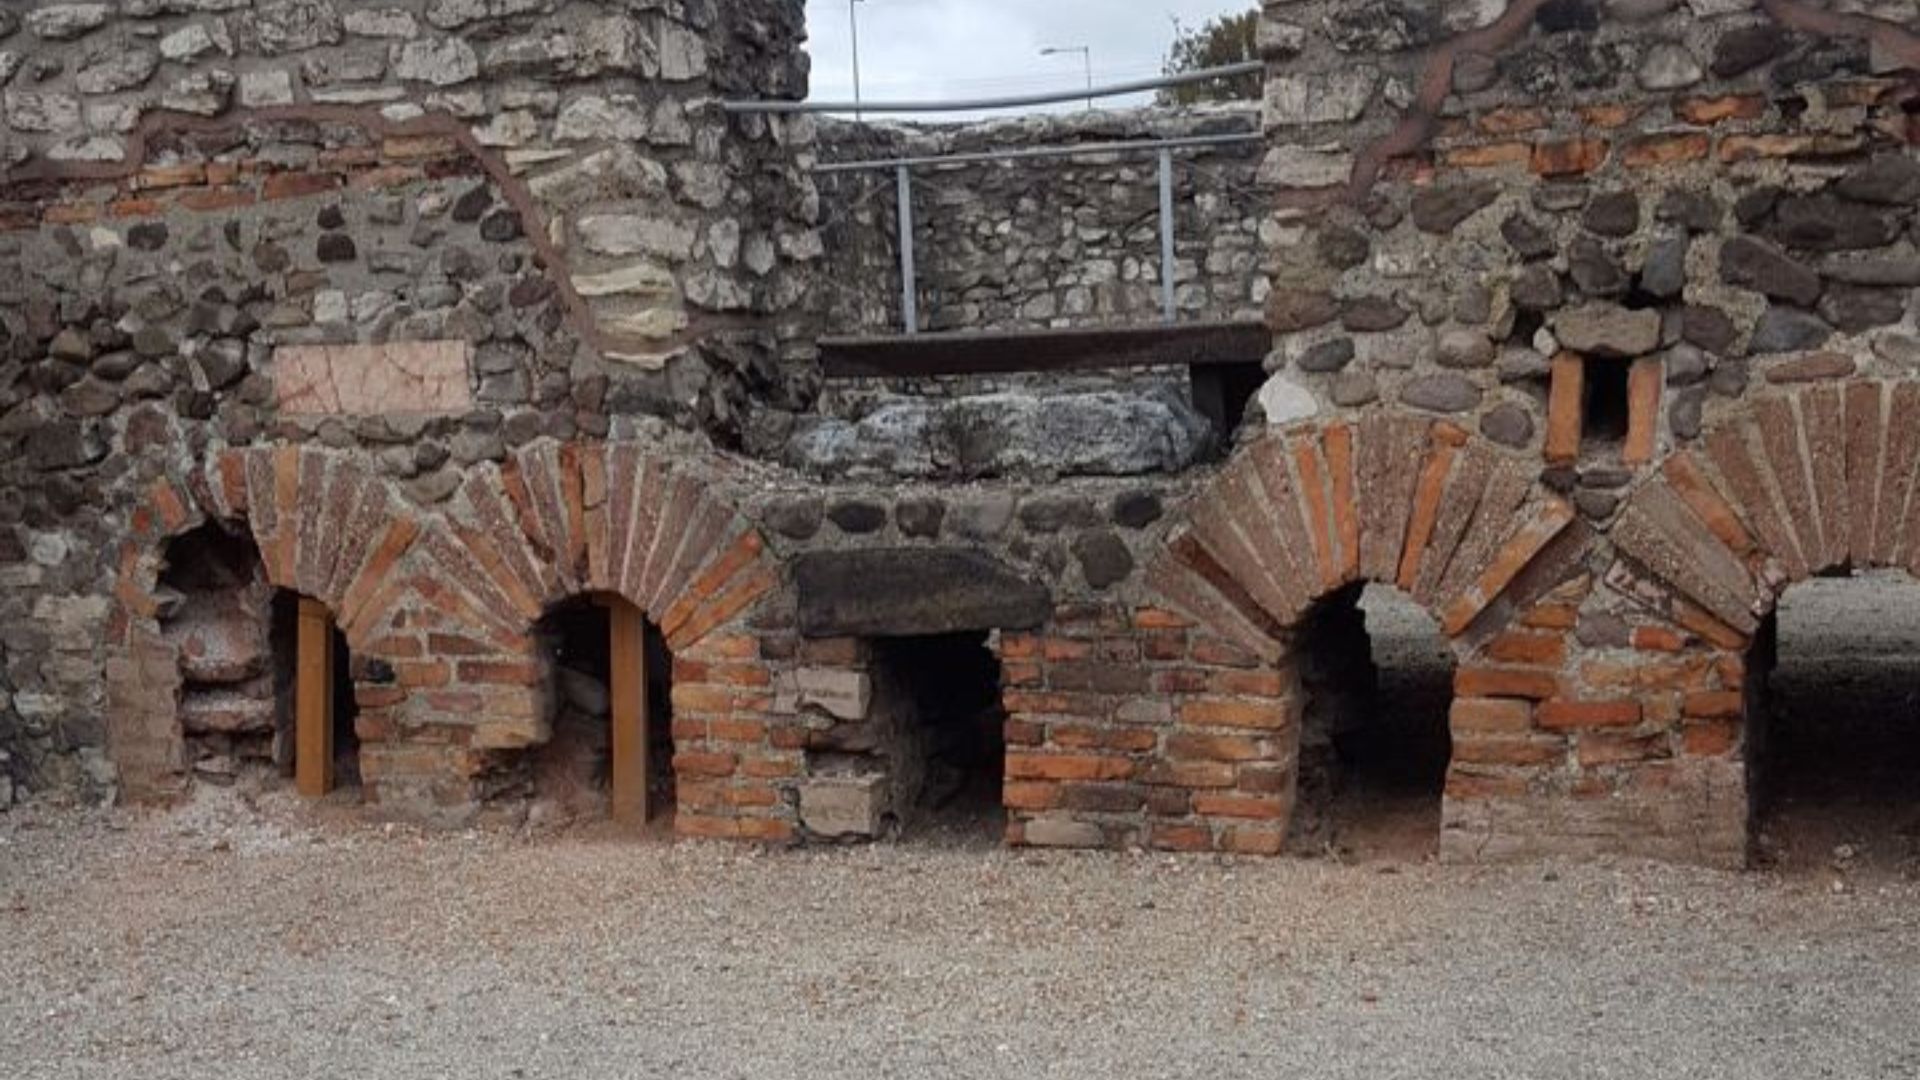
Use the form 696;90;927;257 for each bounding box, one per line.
1040;45;1093;111
850;0;868;121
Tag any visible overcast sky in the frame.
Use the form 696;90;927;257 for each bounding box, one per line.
802;0;1257;118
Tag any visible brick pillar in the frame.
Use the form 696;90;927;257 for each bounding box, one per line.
1002;605;1297;855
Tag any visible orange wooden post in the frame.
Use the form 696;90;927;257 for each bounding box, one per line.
608;598;649;825
295;597;335;797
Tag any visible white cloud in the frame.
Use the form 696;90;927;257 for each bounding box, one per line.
802;0;1259;118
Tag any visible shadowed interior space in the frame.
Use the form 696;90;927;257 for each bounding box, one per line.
1753;572;1920;878
1292;584;1454;861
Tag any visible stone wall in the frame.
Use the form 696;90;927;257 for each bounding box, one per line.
1206;0;1920;863
815;107;1266;336
0;0;814;808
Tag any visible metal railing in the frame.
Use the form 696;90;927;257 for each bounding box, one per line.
816;133;1262;333
728;61;1266;336
722;61;1263;116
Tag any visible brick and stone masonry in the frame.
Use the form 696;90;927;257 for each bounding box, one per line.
7;0;1920;868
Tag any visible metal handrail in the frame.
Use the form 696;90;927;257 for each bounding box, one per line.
833;135;1253;336
723;61;1263;115
813;131;1261;174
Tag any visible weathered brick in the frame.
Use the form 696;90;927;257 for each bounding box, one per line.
1455;666;1560;700
1621;132;1711;168
1682;690;1744;719
1576;732;1669;767
1544;352;1584;465
1166;732;1270;762
1178;697;1289;730
1486;631;1566;667
1536;699;1642;731
1674;94;1766;124
1531;138;1608;176
1192;793;1285;820
1449;697;1533;735
1004;752;1137;782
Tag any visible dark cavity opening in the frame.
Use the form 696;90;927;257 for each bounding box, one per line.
1582;358;1631;449
1292;583;1454;861
808;633;1007;845
157;524;274;784
528;597;674;829
1752;572;1920;879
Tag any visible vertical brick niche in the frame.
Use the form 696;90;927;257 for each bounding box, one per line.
1545;351;1664;466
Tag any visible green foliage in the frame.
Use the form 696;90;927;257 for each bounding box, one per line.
1159;9;1260;105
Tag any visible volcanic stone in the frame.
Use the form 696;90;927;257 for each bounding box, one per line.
1481;403;1535;448
1719;236;1822;307
795;549;1051;637
1819;285;1908;333
1266;288;1339;333
1502;214;1555;260
1836;156;1920;206
1511;265;1565;311
1399;373;1481;414
827;500;888;535
1656;189;1723;232
1341;296;1410;332
1748;308;1833;353
1641;237;1688;300
1768;195;1900;252
1554;303;1662;358
1297;338;1355;373
894;497;946;538
1671;387;1706;440
1682;305;1740;354
1568;238;1628;296
1412;182;1499;235
1583;192;1641;238
316;234;357;263
1711;24;1791;78
1072;531;1135;591
1111;491;1163;529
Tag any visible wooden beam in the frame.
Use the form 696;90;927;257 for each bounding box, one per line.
608;597;649;825
295;597;334;798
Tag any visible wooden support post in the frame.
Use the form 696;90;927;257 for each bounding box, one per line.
608;597;650;825
295;597;335;798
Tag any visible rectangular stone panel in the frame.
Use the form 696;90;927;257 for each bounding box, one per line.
274;341;473;416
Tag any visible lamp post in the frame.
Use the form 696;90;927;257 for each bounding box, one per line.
1040;45;1093;111
850;0;868;121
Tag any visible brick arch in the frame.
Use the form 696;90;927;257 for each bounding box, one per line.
105;446;425;801
1610;380;1920;644
1149;415;1578;657
424;441;776;654
106;440;777;816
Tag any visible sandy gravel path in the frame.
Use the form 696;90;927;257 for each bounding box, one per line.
4;791;1918;1080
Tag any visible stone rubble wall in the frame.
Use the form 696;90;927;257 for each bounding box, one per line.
0;0;815;806
815;107;1267;336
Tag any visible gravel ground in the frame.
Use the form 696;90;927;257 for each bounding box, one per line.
5;789;1920;1080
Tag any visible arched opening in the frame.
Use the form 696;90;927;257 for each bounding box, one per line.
158;523;358;794
1751;571;1920;877
797;632;1009;846
1290;583;1455;860
529;595;673;830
